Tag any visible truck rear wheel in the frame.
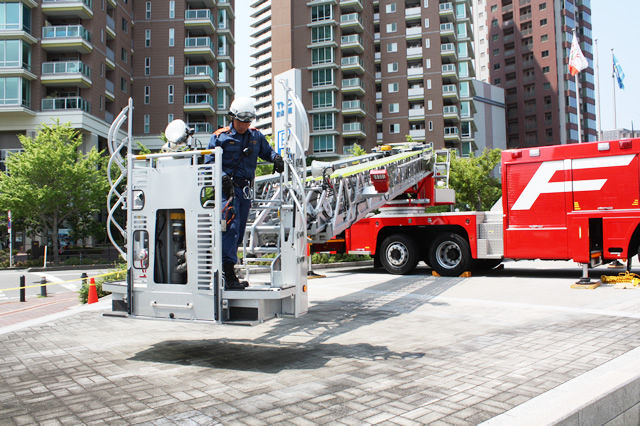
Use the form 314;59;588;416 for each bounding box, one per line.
380;234;418;275
429;233;471;277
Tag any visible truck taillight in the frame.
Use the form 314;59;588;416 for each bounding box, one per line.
620;140;633;149
370;169;389;192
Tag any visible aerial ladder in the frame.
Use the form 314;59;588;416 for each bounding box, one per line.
104;78;446;325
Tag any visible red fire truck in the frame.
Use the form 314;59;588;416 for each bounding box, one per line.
313;139;640;277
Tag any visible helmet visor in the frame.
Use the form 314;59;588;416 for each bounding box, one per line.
234;111;256;122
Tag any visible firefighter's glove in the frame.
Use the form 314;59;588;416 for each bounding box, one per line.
222;175;234;198
273;155;285;174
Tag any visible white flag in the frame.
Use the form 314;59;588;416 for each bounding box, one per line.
569;36;588;76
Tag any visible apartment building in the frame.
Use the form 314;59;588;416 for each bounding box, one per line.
0;0;235;168
482;0;596;147
250;0;476;157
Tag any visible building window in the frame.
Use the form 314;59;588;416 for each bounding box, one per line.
168;56;174;75
311;25;333;43
169;28;174;47
168;85;174;104
388;82;399;93
100;62;104;77
493;63;500;70
387;62;398;72
427;100;432;110
386;3;396;13
386;23;397;33
145;29;151;47
120;78;127;92
544;82;551;90
493;48;500;56
121;48;127;62
312;113;334;131
425;58;431;69
311;4;331;22
387;42;397;53
539;2;546;10
145;1;151;19
424;18;430;28
168;114;174;123
121;18;128;32
389;123;400;134
312;47;333;65
101;28;104;43
312;90;334;108
144;86;150;104
169;1;175;18
492;34;499;41
313;135;335;153
542;66;550;73
425;38;430;48
542;50;549;57
541;34;548;42
490;5;497;12
491;19;498;27
540;18;547;26
144;115;150;133
144;57;151;75
389;103;399;113
494;78;501;85
312;68;333;87
99;95;103;111
428;121;433;131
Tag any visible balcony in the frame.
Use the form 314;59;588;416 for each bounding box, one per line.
407;67;424;80
340;13;363;33
184;37;215;61
187;122;213;134
41;97;90;113
105;79;114;101
185;9;216;34
341;56;364;74
340;0;363;12
342;100;365;116
41;61;92;88
440;22;456;42
409;129;425;139
439;2;454;21
442;84;459;100
406;87;424;100
405;6;421;20
443;105;460;122
407;46;423;58
184;93;215;115
406;26;422;39
441;63;458;81
342;122;366;138
340;35;363;53
441;43;457;60
105;46;115;69
184;65;215;88
106;14;116;39
444;126;460;141
341;78;365;95
42;0;93;19
408;108;425;119
41;25;92;54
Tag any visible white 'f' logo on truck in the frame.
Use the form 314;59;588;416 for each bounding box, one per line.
511;154;635;210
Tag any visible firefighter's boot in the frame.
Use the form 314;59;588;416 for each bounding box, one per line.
223;263;248;290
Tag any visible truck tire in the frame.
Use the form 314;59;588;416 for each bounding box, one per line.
428;233;471;277
380;234;419;275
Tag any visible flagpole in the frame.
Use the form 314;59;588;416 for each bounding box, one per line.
612;48;617;130
594;39;601;140
574;29;583;143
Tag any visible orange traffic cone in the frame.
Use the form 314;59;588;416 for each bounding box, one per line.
88;277;99;304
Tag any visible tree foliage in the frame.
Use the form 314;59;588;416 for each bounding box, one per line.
0;121;109;264
449;148;502;211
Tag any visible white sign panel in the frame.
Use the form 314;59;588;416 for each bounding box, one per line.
273;69;303;155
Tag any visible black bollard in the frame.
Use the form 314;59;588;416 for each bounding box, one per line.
40;277;47;297
81;272;88;289
19;275;25;302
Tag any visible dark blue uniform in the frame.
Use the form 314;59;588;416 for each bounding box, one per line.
205;123;277;264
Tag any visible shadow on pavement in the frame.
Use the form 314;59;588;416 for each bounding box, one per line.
130;272;465;371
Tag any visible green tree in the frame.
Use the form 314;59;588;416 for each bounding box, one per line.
350;143;367;157
449;148;502;211
0;121;109;264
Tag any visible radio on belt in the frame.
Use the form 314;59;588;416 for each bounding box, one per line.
370;169;389;192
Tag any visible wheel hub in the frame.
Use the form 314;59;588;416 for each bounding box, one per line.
387;243;408;267
436;242;461;269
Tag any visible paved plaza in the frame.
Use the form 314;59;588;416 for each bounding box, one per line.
1;261;640;425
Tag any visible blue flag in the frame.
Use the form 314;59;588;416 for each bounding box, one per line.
613;54;625;90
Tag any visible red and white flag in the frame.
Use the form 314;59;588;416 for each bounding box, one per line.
569;36;588;76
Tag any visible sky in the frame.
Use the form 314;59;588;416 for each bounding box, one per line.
234;1;640;133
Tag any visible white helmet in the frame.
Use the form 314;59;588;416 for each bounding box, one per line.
229;96;256;122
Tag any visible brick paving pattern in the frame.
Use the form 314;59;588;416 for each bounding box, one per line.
0;270;639;424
